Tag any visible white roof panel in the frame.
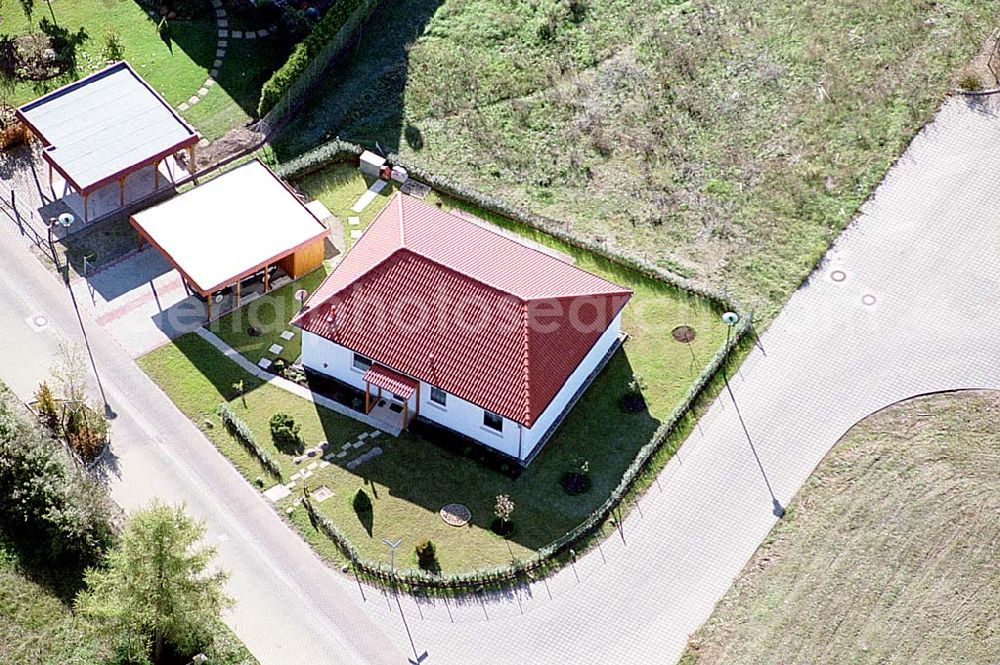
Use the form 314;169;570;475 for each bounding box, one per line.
19;62;197;192
131;160;327;293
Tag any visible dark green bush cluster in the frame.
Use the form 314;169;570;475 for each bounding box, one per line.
217;403;282;479
268;412;301;451
257;0;376;117
0;387;116;570
415;540;436;571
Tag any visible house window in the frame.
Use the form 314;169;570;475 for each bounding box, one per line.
483;411;503;432
430;387;447;406
352;353;372;372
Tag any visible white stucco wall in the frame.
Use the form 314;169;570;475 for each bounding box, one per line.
300;310;622;462
520;310;623;458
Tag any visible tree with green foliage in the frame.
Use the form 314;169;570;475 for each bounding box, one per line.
76;501;232;664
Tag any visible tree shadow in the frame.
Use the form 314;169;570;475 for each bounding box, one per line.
271;0;444;159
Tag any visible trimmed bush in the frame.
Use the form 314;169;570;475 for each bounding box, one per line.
217;403;282;479
352;487;372;514
268;412;301;451
257;0;375;117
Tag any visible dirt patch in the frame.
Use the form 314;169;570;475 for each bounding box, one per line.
672;325;697;343
195;127;265;170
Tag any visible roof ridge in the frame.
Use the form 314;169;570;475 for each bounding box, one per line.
519;304;532;423
397;191;405;246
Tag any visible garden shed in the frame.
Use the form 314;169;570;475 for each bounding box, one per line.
16;61;200;220
130;159;328;319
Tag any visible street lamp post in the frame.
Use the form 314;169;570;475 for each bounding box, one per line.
382;538;403;572
722;310;739;346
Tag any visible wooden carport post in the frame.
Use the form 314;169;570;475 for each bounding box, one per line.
235;280;241;307
206;291;213;321
154;159;161;190
83;192;89;222
48;162;53;189
263;264;271;293
187;144;196;174
364;380;371;413
119;175;126;207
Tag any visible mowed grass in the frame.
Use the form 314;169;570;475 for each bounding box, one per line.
0;1;285;140
682;391;1000;665
276;0;998;320
139;187;729;573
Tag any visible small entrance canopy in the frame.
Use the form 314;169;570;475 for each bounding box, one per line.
130;159;328;319
362;364;420;428
17;61;200;219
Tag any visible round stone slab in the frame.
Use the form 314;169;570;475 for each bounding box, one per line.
440;503;471;527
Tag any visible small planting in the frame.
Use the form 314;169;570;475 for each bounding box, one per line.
621;373;647;414
958;72;984;91
560;457;592;495
352;487;373;536
269;412;302;452
491;494;515;536
415;539;438;572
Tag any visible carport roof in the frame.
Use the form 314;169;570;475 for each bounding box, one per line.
17;61;199;194
130;159;328;295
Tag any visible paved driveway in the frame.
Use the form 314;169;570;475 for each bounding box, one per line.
0;94;998;664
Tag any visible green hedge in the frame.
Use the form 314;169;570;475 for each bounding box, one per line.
257;0;374;118
217;403;282;480
280;142;754;593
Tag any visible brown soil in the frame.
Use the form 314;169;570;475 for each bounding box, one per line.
672;325;697;343
194;126;265;170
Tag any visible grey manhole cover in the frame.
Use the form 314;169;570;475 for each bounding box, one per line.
831;270;846;282
672;325;697;343
862;294;876;306
440;503;471;527
26;314;49;331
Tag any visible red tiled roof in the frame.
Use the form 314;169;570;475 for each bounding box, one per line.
293;193;632;426
363;364;418;399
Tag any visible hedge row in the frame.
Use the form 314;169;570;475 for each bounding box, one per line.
280;141;753;592
217;403;282;480
257;0;376;118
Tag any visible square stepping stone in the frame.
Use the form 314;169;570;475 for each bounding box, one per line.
218;18;228;27
216;8;225;16
198;87;209;96
306;461;318;471
205;78;216;87
188;95;200;105
219;40;228;48
263;484;291;502
233;30;243;38
301;469;313;480
257;29;269;37
210;68;219;78
257;358;272;370
280;330;294;340
358;432;370;440
216;48;225;58
341;442;352;450
336;451;347;459
178;102;189;112
348;216;360;226
211;0;222;7
323;452;336;461
319;461;330;468
268;343;283;354
369;431;381;439
246;32;256;40
350;229;363;239
213;58;223;68
310;486;333;503
218;29;228;38
352;440;366;449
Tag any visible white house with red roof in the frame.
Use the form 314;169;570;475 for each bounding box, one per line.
293;193;632;464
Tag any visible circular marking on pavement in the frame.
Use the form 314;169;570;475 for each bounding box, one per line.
862;294;876;306
34;315;48;327
440;503;471;527
831;270;846;282
672;325;697;343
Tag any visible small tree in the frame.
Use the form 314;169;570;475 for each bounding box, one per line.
76;501;232;664
100;28;125;62
494;494;515;525
34;381;59;432
415;539;436;571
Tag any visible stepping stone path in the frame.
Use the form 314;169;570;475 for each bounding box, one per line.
269;343;283;355
351;179;388;213
350;230;363;239
347;446;383;471
257;357;272;370
177;0;277;114
310;486;334;503
280;330;295;341
348;216;360;226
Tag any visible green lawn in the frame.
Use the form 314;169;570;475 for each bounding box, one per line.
139;187;729;574
296;165;401;250
274;0;997;321
210;266;332;365
683;391;1000;664
0;1;285;140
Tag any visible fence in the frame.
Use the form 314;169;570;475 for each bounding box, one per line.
280;140;753;593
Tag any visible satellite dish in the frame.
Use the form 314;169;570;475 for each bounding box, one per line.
58;212;75;228
722;311;740;326
214;294;225;303
294;289;308;303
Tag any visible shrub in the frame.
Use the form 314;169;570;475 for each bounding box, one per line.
64;405;108;462
958;72;984;91
0;388;117;569
415;540;436;571
257;0;375;116
278;8;311;42
494;494;514;524
100;28;125;62
352;487;372;514
217;403;281;479
34;381;59;432
269;412;301;450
